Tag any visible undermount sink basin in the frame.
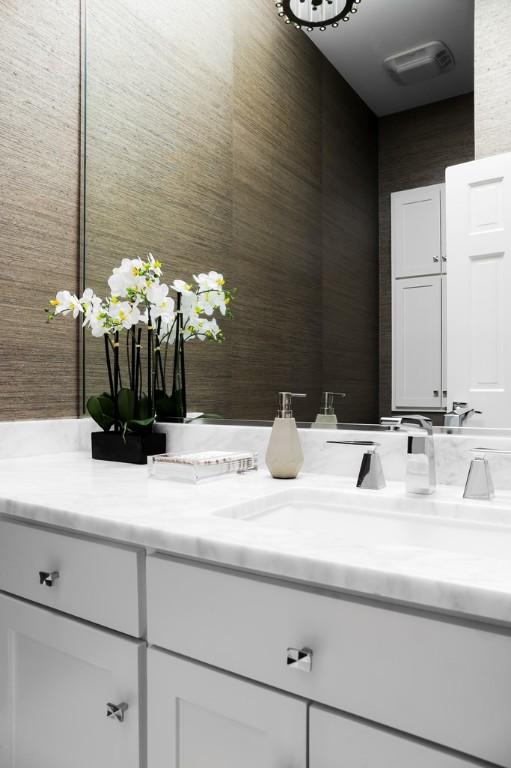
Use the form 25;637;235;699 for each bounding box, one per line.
215;487;511;559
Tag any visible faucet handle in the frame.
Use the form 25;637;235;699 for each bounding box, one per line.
464;448;511;501
327;441;385;490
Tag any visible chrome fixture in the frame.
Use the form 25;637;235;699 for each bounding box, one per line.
444;402;482;429
388;415;437;495
106;702;129;722
39;570;60;587
286;647;313;672
276;392;307;418
275;0;362;32
320;391;346;415
380;417;403;431
463;448;511;501
327;440;386;490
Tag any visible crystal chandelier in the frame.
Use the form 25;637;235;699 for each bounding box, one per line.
275;0;362;31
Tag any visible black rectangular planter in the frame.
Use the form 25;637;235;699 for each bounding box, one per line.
91;431;167;465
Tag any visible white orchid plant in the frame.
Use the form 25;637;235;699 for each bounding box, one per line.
47;254;234;434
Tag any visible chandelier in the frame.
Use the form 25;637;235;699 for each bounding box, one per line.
275;0;362;31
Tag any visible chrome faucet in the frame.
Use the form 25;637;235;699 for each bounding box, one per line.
444;402;482;428
381;415;436;495
463;447;511;500
327;440;386;490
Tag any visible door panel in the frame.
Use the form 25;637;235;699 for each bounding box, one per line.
147;648;307;768
446;152;511;426
0;593;143;768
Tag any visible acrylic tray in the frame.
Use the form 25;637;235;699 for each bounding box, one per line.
148;450;258;483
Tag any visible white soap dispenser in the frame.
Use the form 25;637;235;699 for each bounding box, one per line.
311;391;346;429
266;392;307;479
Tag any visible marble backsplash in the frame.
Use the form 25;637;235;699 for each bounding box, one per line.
1;417;511;491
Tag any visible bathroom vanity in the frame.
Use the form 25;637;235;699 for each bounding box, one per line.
2;427;511;768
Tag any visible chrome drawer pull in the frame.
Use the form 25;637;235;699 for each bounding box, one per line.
286;647;313;672
106;702;128;722
38;570;60;587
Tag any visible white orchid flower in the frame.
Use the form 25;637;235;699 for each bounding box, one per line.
147;282;175;324
194;271;225;291
108;300;141;330
50;290;82;318
171;279;193;295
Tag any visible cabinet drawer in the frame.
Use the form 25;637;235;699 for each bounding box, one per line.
0;518;143;636
310;706;477;768
147;556;511;767
0;593;144;768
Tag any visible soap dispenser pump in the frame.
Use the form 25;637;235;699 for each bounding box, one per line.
266;392;307;479
312;391;346;429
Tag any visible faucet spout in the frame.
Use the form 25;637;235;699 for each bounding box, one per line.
399;416;437;495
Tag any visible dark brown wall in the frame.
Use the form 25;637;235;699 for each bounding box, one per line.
84;0;379;423
378;93;475;420
0;0;81;420
322;61;379;424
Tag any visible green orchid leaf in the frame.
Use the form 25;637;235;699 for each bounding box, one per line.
117;388;135;424
127;417;154;433
135;393;152;421
87;396;114;432
155;390;185;419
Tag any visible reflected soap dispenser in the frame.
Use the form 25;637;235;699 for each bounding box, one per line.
312;391;346;429
266;392;307;479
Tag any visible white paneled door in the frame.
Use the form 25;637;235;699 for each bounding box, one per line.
392;184;444;278
147;648;307;768
446;152;511;426
0;593;143;768
393;275;443;410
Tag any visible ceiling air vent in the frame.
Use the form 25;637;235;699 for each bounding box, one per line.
383;41;455;86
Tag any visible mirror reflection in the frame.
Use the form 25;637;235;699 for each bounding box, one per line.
82;0;479;427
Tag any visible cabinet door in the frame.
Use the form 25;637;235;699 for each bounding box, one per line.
392;184;442;278
0;593;144;768
310;706;476;768
393;275;442;410
148;648;307;768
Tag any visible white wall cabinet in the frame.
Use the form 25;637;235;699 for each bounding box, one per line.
147;648;307;768
310;706;478;768
392;275;443;409
391;184;445;278
392;183;447;411
0;592;144;768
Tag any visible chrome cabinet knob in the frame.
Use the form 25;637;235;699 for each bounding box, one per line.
106;702;128;722
39;570;60;587
286;647;313;672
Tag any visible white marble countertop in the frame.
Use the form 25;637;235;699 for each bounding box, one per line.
2;450;511;625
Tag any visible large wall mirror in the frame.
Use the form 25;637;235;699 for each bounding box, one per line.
82;0;478;427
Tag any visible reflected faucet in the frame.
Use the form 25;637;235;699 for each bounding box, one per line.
444;402;482;428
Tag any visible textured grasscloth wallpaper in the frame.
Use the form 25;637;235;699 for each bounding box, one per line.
84;0;379;423
4;1;505;423
0;0;81;419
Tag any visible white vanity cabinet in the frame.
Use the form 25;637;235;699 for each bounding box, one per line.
0;517;145;768
147;649;307;768
309;707;478;768
0;593;144;768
